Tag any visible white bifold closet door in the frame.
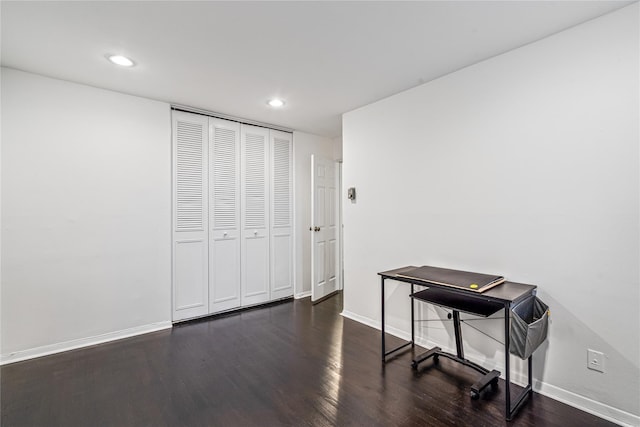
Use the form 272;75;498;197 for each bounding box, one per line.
270;130;293;300
209;118;241;313
172;111;209;321
172;112;293;321
241;124;271;306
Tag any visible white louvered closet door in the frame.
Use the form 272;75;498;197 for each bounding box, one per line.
240;124;270;306
269;130;293;300
209;118;241;313
172;111;209;321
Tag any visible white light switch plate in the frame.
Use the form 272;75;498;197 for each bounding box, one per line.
587;349;605;373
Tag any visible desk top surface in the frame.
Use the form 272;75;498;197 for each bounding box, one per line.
379;266;536;304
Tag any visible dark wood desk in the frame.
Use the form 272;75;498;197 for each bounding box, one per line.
378;266;537;421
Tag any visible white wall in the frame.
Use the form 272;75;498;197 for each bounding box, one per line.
293;131;339;297
1;69;172;363
333;135;343;162
342;4;638;425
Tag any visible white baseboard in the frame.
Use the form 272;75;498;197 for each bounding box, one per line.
294;291;311;299
1;321;173;365
339;310;639;427
341;310;379;329
534;382;639;427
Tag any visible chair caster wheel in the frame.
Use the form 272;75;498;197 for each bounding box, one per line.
411;361;418;370
491;379;499;391
470;390;480;400
433;354;439;363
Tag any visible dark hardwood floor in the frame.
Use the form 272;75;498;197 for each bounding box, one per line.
1;294;614;427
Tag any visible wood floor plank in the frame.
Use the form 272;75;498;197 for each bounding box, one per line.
1;294;616;426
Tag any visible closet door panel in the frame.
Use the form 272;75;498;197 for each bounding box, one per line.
243;235;269;297
172;111;209;321
210;236;240;310
174;240;208;311
241;124;270;306
270;130;293;299
209;118;241;313
271;234;292;296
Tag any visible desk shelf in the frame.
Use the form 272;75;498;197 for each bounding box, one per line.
411;287;503;317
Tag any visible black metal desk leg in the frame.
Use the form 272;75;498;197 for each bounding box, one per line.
411;284;415;347
528;354;533;392
504;301;534;420
381;276;413;363
381;276;386;362
504;303;511;420
452;310;464;359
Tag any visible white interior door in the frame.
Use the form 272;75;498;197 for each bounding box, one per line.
241;124;270;306
311;155;340;303
209;117;241;313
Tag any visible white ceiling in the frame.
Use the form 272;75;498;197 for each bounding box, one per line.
1;1;633;137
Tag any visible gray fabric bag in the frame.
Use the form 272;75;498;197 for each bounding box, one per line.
510;295;549;359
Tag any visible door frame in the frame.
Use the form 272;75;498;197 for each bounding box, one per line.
338;160;343;292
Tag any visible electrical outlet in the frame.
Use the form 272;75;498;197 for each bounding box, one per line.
587;349;605;373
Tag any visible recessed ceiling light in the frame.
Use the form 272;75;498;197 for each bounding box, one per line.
268;99;285;108
107;54;135;67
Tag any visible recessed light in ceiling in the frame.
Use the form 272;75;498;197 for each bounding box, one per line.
106;54;135;67
268;99;285;108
